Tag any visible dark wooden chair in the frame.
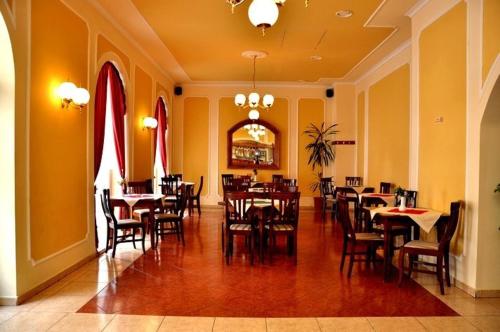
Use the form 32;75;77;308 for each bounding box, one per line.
337;195;384;277
172;173;183;181
278;178;297;192
398;201;463;294
361;187;375;193
224;191;256;265
262;182;277;193
153;184;188;247
336;186;360;227
161;175;180;211
221;174;234;187
320;177;335;221
346;176;363;186
189;176;203;216
125;180;154;225
359;196;387;231
267;191;300;264
272;174;284;184
100;189;146;258
380;182;391;194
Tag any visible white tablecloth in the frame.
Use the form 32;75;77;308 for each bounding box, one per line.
113;194;164;208
359;193;396;206
369;206;443;233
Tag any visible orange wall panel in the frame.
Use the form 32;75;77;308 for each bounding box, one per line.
97;34;131;77
357;92;365;177
483;0;500;82
133;65;153;180
30;0;88;260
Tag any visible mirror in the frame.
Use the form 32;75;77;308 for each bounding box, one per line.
227;119;280;169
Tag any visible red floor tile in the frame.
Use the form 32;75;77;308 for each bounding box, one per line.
78;209;458;317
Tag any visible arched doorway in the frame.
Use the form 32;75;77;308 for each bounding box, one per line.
477;76;500;291
94;62;127;252
0;10;16;297
153;97;168;192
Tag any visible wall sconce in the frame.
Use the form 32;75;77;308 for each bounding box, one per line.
56;81;90;110
142;117;158;130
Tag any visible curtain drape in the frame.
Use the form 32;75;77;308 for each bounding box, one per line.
108;66;127;179
154;97;168;174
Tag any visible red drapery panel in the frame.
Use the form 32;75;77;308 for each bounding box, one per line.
154;98;168;174
94;61;127;180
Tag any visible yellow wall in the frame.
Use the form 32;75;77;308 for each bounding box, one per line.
133;65;153;180
298;99;324;197
97;35;131;77
367;64;410;189
418;2;466;211
356;92;365;177
218;97;288;194
183;98;209;195
30;0;88;260
483;0;500;82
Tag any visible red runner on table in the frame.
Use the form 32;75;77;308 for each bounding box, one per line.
388;208;427;215
368;194;394;197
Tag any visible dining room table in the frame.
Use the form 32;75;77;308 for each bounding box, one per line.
358;193;396;206
110;193;164;248
365;206;449;281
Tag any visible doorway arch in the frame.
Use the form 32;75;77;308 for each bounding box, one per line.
0;10;16;298
477;75;500;291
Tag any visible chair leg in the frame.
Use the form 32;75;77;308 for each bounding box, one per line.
398;248;405;286
250;233;254;265
197;198;201;216
408;255;414;279
141;227;146;254
340;239;347;272
437;255;445;295
132;230;136;249
112;230;118;258
105;226;111;252
444;251;451;287
347;243;355;278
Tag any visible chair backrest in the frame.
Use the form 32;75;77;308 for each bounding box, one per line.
439;201;463;251
221;174;234;187
125;180;153;194
395;189;418;208
224;191;254;224
161;175;179;196
359;196;387;209
270;191;300;227
100;189;118;227
336;186;359;199
175;184;189;217
282;178;297;186
320;177;334;197
361;187;375;194
172;173;183;181
380;182;391;194
194;176;204;197
337;195;356;241
346;176;363;186
239;175;252;184
272;174;284;184
262;182;277;193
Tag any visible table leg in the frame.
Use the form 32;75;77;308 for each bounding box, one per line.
149;202;156;249
383;220;392;282
259;217;264;263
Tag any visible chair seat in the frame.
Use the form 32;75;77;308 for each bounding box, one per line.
229;224;253;231
326;197;336;202
350;232;383;241
373;224;410;232
265;224;295;231
403;240;438;250
164;195;178;201
133;209;150;216
116;218;142;226
154;213;178;220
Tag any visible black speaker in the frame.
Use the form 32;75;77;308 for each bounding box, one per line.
174;86;183;96
326;88;334;98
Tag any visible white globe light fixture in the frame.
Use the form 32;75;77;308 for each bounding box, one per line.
248;0;279;36
72;87;90;106
248;92;260;108
248;109;260;120
235;93;246;107
57;82;77;101
263;94;274;108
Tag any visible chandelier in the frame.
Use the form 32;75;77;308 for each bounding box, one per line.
244;124;266;141
234;51;274;121
226;0;310;35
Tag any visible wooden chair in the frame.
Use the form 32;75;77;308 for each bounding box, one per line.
224;191;256;265
262;182;277;193
361;187;375;194
272;174;284;184
189;176;203;216
398;201;462;294
337;195;384;277
100;189;146;258
221;174;234;187
267;191;300;264
153;184;188;247
336;186;360;227
380;182;391;194
320;177;335;221
346;176;363;186
125;180;154;225
359;196;387;231
278;178;297;192
172;173;183;181
161;175;180;211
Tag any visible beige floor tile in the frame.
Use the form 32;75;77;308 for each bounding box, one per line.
367;317;425;332
422;284;472;299
266;318;320;332
72;269;120;283
0;311;17;324
30;295;93;313
441;297;500;316
158;316;215;332
55;281;108;297
103;314;164;332
213;317;265;332
0;311;66;332
317;317;373;331
465;315;500;331
416;316;479;331
49;313;115;331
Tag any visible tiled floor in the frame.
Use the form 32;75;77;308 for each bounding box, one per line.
0;209;499;331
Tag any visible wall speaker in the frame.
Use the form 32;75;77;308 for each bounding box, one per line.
174;86;183;96
326;88;334;98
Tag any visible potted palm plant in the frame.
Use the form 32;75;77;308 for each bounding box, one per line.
303;122;339;210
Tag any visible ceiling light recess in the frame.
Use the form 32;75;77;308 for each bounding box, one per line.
336;9;353;18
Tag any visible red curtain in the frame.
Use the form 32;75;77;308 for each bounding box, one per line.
154;98;168;174
94;61;127;180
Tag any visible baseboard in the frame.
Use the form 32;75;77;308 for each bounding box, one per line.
453;278;500;298
0;296;18;306
474;289;500;298
14;252;97;305
453;278;477;297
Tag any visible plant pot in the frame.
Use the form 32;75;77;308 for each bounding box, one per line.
313;196;323;211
